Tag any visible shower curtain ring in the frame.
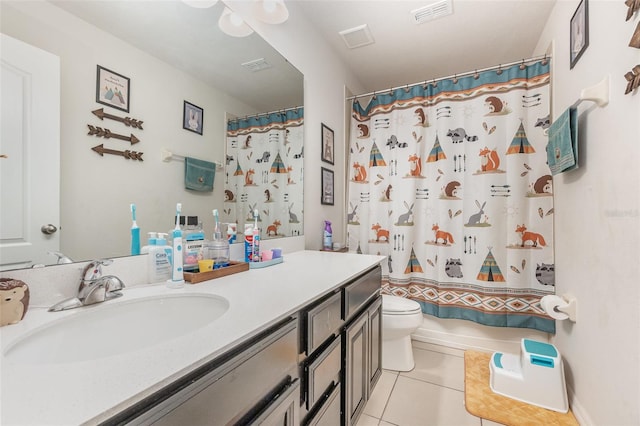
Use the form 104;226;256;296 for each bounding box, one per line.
432;79;438;88
520;59;526;70
496;65;503;75
452;74;458;84
473;70;479;80
542;55;549;66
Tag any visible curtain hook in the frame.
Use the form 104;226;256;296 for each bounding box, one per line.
405;84;410;93
542;54;549;66
519;59;526;70
452;74;458;84
473;70;479;80
372;90;377;100
432;79;438;88
496;64;503;75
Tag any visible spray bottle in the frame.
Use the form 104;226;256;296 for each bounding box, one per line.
168;203;185;288
323;220;333;251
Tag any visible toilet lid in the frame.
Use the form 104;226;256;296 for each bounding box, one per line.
382;295;421;314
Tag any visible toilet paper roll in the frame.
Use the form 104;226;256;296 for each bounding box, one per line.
540;295;569;320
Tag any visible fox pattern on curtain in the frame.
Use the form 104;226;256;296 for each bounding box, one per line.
224;108;304;240
347;61;556;333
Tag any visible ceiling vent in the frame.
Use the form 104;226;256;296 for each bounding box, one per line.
241;58;272;72
339;24;375;49
411;0;453;25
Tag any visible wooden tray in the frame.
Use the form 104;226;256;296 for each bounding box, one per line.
184;261;249;284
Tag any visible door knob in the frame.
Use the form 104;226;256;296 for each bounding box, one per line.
41;224;58;235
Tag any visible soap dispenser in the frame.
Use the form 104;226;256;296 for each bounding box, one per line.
207;209;229;268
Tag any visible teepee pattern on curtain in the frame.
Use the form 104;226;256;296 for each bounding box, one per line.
224;108;304;239
347;61;556;333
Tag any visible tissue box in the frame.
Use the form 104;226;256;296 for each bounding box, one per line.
0;278;30;326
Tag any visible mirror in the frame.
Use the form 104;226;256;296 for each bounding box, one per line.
0;0;303;270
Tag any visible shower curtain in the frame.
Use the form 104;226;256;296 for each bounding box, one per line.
224;108;304;239
347;61;556;333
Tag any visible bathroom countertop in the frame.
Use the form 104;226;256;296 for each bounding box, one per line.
0;250;384;425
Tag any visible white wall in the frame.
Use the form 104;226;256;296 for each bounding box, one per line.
534;1;640;424
1;2;258;261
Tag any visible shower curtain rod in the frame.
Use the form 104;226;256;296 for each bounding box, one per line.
228;105;303;123
346;54;551;101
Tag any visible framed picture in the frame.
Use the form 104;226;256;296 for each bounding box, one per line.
570;0;589;69
321;167;334;205
96;65;130;112
183;101;204;135
321;123;334;165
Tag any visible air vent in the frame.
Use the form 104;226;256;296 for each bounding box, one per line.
339;24;374;49
241;58;272;72
411;0;453;24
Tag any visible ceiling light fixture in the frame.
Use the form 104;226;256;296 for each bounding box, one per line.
218;6;254;38
181;0;219;9
253;0;289;24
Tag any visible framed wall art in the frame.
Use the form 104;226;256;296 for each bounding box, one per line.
321;123;334;165
321;167;334;205
570;0;589;69
183;101;203;135
96;65;130;112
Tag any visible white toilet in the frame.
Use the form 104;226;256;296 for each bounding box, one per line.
381;294;423;372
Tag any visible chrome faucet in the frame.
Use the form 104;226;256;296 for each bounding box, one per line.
49;259;125;312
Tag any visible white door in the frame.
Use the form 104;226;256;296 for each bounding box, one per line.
0;33;60;270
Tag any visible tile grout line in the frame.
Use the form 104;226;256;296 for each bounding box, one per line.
399;373;466;394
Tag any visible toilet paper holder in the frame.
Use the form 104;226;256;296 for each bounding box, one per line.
542;294;577;322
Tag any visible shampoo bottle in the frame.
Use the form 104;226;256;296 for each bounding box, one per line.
148;233;172;283
323;220;333;251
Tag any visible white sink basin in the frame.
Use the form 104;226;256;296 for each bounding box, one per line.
3;293;229;364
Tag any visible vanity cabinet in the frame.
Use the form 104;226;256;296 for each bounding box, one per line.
301;264;382;426
343;296;382;426
123;318;299;426
112;262;381;426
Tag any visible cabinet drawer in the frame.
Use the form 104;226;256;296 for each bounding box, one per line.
343;265;381;320
304;291;343;355
304;383;341;426
130;319;298;425
305;336;341;410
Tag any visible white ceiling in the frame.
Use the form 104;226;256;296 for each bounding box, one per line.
294;0;556;94
49;0;556;108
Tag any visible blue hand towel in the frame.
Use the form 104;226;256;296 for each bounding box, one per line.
546;107;578;175
185;157;216;192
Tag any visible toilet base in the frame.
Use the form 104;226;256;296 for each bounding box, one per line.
382;335;415;372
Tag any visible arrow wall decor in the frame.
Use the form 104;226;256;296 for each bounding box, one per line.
92;144;143;161
92;108;144;129
87;125;140;144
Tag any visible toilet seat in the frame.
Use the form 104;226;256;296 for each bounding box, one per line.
382;295;421;315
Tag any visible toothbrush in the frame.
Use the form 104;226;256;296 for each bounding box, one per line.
130;204;141;255
168;203;184;286
252;209;260;262
212;209;221;240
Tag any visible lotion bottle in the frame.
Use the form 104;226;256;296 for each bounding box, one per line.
148;233;172;283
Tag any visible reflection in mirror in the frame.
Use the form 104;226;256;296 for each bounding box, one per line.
0;0;303;271
224;109;304;239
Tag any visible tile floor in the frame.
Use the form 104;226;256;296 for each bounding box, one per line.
356;345;502;426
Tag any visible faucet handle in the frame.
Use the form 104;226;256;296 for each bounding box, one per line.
82;259;114;282
104;275;125;293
